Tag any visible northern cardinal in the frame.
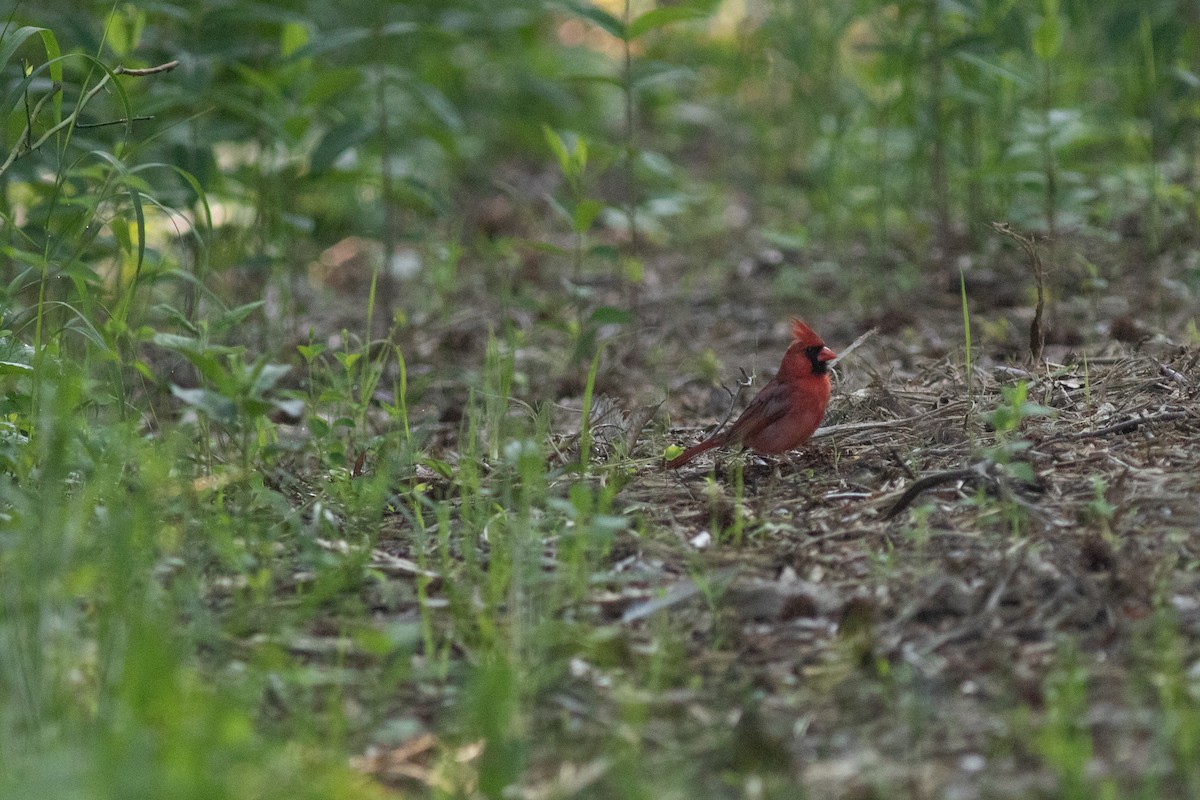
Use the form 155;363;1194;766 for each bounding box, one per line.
665;319;836;469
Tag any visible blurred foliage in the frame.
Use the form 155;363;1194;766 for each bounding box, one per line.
5;3;1200;798
5;0;1200;319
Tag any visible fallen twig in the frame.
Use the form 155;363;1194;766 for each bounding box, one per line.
1046;409;1191;443
831;327;878;366
883;460;993;519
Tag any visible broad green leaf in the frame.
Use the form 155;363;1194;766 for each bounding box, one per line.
281;21;309;58
272;398;305;418
0;361;34;377
572;199;604;232
590;306;632;325
0;27;63;121
285;23;417;61
106;6;146;59
632;64;696;92
417;85;464;132
297;344;326;363
310;119;370;175
953;51;1033;88
171;386;237;422
543;125;571;174
763;229;809;250
562;73;624;90
0;27;45;73
253;363;292;395
588;244;620;260
1004;461;1036;483
573;134;588;173
621;256;644;283
303;67;361;107
151;332;204;353
628;5;711;40
1032;14;1062;61
562;1;626;39
545;195;573;225
216;301;265;330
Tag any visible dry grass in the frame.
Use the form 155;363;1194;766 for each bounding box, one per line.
596;303;1200;796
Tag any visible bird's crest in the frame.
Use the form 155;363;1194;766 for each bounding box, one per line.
790;319;823;346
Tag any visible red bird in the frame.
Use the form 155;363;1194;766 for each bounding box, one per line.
665;319;836;469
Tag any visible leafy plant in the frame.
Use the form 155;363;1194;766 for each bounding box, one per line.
154;327;302;467
985;381;1053;482
1036;646;1102;800
544;125;609;278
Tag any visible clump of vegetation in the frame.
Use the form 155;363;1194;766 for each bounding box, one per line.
3;2;1200;798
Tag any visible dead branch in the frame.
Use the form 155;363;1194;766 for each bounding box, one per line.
0;59;178;180
883;460;994;519
1046;409;1191;443
992;222;1046;364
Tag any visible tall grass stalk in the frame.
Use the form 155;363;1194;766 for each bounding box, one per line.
960;268;973;419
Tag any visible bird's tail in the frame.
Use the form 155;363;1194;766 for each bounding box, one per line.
663;433;724;470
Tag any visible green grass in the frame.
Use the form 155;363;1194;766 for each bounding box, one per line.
5;3;1200;798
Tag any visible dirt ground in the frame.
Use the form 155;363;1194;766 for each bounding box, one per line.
310;226;1200;797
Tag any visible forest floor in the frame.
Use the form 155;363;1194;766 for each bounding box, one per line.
272;223;1200;799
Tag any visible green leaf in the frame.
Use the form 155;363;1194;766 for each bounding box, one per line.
631;64;697;92
1004;461;1036;483
151;332;203;353
0;361;34;377
281;21;310;58
588;244;620;261
284;23;418;61
216;301;265;330
171;386;237;422
572;198;604;232
763;228;809;250
562;1;626;39
310;119;370;175
543;125;571;174
628;5;711;40
590;306;632;325
1032;14;1062;61
272;398;305;418
0;29;63;121
1019;402;1054;418
0;27;47;75
241;398;273;418
303;67;361;107
545;195;573;226
416;85;464;133
297;344;326;363
253;363;291;395
952;51;1034;88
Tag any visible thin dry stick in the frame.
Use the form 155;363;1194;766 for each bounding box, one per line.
1046;409;1190;443
831;326;878;366
882;460;993;519
691;367;754;441
992;222;1046;364
811;400;970;441
0;59;179;179
75;116;156;129
114;61;179;77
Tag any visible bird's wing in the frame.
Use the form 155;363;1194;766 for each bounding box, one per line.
721;382;791;446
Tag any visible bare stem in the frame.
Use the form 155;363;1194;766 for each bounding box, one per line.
0;59;179;180
991;221;1046;364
